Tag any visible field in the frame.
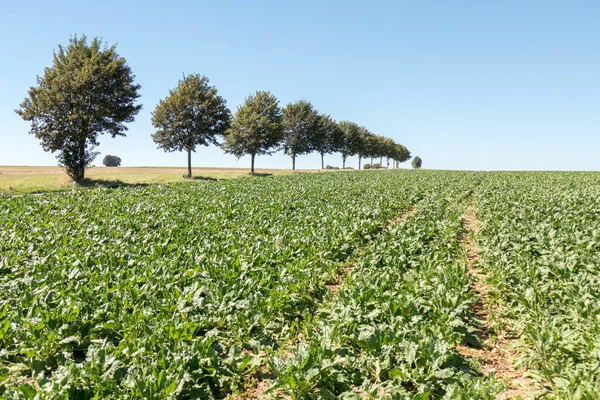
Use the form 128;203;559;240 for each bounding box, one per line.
0;166;309;196
1;170;599;399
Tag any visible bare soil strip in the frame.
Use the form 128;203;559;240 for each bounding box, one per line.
459;203;542;399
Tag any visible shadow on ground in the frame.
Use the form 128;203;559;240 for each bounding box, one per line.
191;175;219;181
79;178;151;189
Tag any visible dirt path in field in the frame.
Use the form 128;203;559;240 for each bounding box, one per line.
459;196;542;399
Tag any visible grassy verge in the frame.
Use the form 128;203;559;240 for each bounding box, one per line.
0;166;318;195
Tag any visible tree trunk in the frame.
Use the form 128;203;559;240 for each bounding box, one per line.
386;158;390;168
380;156;383;165
250;153;255;175
292;153;296;171
358;157;362;170
74;138;86;182
186;148;192;178
321;152;324;170
342;155;346;169
370;157;373;165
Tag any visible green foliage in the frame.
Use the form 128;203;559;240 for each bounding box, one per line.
7;171;596;397
363;163;372;170
313;114;344;169
0;170;435;398
476;172;600;398
394;144;411;165
15;35;141;181
102;155;122;167
412;156;423;169
270;171;499;398
338;121;362;168
372;163;381;169
357;128;377;160
282;100;319;169
151;73;230;178
222;91;283;173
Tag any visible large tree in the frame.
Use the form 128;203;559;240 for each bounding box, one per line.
338;121;362;169
15;35;141;181
222;91;283;175
282;100;318;170
313;114;344;170
152;74;230;178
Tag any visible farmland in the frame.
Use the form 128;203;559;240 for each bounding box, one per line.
1;170;599;398
0;167;308;196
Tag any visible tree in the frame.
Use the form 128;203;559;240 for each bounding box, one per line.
358;129;377;168
102;154;121;167
152;74;230;178
312;114;344;170
282;100;318;170
393;144;411;168
15;35;141;181
377;135;388;165
222;91;283;175
382;137;396;168
412;156;423;169
338;121;362;169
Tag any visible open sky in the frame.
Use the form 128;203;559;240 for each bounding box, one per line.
1;1;599;171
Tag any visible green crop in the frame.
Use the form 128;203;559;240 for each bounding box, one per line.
2;170;598;399
268;173;501;398
0;172;426;398
476;172;600;399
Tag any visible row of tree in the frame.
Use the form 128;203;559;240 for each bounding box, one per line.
16;35;415;181
152;76;412;177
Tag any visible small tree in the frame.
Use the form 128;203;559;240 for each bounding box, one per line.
282;100;318;170
15;35;142;181
152;74;230;178
412;156;422;169
222;91;283;175
312;114;344;170
338;121;362;169
102;155;122;167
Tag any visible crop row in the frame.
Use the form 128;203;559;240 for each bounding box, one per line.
262;173;501;398
1;171;439;398
475;172;600;398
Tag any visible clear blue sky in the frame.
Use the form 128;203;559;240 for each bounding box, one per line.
1;1;599;171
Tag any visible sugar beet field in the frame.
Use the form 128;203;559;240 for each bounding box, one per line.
1;170;599;399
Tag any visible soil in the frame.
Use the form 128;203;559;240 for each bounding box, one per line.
460;204;542;399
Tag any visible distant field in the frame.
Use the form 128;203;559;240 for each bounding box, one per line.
0;166;316;195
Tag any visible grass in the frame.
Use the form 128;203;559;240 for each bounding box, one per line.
0;166;318;195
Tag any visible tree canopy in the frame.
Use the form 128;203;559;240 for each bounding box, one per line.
338;121;363;169
412;156;423;169
222;91;283;174
151;73;230;178
102;154;122;167
15;35;141;181
313;114;344;169
282;100;319;170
